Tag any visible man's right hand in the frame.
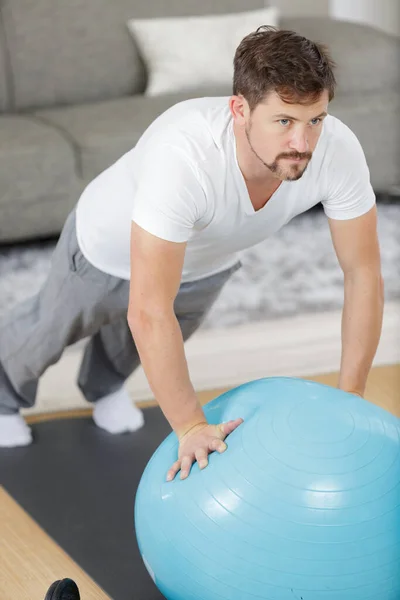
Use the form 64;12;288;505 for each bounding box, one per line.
166;418;244;482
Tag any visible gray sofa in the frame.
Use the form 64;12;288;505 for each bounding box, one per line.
0;0;399;243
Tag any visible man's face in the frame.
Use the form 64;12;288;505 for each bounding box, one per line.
240;90;329;181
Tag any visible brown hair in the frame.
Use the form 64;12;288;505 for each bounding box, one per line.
233;26;337;110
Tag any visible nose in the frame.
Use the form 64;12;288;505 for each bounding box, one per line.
289;129;309;154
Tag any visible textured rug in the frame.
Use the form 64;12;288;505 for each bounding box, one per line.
1;204;399;330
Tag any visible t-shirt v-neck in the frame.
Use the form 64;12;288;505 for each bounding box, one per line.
229;119;287;217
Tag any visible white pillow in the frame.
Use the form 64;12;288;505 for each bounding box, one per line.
127;7;279;97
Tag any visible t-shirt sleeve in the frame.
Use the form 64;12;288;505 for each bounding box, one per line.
322;126;376;220
131;143;205;242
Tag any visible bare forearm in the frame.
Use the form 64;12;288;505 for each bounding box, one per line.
339;269;384;396
129;311;206;435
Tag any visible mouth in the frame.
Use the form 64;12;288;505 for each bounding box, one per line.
282;156;305;163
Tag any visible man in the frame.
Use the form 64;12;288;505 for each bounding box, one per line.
0;27;384;482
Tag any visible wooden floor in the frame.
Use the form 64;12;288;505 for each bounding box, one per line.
26;363;400;425
302;365;400;417
4;364;399;599
0;487;111;600
194;363;400;418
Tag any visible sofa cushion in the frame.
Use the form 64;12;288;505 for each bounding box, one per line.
35;85;400;196
280;17;400;95
1;0;264;111
34;87;231;181
0;115;80;241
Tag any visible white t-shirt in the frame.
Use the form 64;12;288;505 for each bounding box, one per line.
76;97;375;283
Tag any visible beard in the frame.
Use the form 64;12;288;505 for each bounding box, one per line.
245;124;312;181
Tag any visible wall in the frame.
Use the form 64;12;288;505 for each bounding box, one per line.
273;0;400;36
272;0;330;17
330;0;400;36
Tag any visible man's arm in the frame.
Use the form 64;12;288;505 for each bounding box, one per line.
127;221;207;437
328;205;384;397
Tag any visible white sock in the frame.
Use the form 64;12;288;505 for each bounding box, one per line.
0;413;32;448
92;387;144;434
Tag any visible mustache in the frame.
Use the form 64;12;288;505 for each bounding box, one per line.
277;152;312;160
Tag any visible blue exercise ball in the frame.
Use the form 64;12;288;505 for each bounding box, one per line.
135;376;400;600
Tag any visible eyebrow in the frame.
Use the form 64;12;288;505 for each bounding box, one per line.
273;111;328;121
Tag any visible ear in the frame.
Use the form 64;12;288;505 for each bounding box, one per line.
229;95;249;126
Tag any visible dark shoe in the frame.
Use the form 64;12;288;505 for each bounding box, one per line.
44;578;80;600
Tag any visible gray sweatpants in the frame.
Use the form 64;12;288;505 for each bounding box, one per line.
0;210;241;415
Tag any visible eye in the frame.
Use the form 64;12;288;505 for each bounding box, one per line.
279;119;290;126
310;118;321;125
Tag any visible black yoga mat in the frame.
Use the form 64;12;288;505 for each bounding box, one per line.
0;407;172;600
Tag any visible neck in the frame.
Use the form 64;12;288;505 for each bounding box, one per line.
233;121;279;186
